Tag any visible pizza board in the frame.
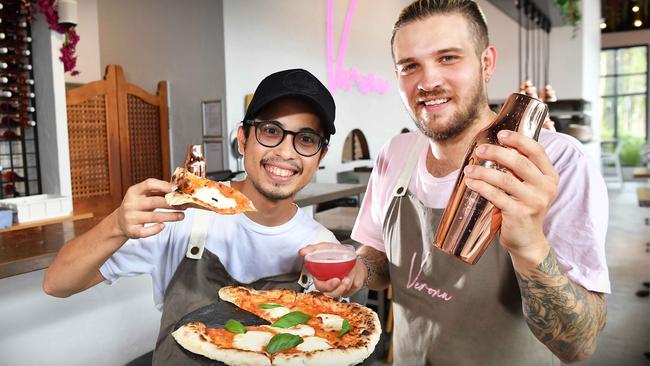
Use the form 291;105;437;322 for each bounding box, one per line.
173;298;379;366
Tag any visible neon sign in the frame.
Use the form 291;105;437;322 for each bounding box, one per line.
326;0;390;95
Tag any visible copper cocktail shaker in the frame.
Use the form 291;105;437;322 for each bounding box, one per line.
433;93;548;264
184;144;206;178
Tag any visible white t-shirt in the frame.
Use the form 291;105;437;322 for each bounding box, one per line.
352;130;611;293
100;207;338;308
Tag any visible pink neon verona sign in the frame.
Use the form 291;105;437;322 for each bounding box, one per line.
326;0;390;95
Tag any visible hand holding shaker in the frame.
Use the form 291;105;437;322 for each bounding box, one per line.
433;93;548;264
183;144;206;178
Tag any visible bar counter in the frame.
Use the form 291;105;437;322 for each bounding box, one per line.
0;195;118;279
0;215;105;279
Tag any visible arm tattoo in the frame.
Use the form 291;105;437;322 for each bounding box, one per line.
515;250;607;363
358;247;390;290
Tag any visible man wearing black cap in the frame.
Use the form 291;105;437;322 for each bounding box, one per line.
43;69;339;365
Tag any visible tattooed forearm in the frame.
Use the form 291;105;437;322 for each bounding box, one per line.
357;245;390;290
515;250;607;363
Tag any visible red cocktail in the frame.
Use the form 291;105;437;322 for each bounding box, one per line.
304;245;357;281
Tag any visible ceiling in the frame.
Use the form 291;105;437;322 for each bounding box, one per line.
485;0;650;33
600;0;650;33
485;0;568;29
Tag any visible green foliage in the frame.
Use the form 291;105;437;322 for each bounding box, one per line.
619;134;645;166
553;0;581;37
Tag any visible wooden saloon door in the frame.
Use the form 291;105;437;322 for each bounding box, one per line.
66;65;170;213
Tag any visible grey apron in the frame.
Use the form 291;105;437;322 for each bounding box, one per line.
382;136;558;366
152;210;303;366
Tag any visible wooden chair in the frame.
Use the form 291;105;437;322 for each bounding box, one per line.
66;65;170;215
601;139;624;189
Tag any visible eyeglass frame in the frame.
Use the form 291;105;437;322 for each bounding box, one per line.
242;119;329;157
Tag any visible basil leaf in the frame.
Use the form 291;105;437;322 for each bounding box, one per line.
266;333;304;353
337;319;351;338
224;319;246;334
271;311;310;328
260;303;283;309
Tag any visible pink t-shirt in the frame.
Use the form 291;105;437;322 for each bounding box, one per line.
351;130;611;293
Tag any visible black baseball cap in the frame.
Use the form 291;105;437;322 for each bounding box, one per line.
244;69;336;139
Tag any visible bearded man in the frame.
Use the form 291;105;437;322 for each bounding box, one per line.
301;1;609;364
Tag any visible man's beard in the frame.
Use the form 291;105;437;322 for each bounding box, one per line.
250;158;303;202
251;179;295;201
413;73;486;141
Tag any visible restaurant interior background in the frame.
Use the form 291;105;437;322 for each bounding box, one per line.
0;0;649;365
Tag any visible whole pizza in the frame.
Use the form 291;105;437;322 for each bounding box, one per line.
172;286;382;366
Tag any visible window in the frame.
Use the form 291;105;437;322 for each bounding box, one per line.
600;45;648;165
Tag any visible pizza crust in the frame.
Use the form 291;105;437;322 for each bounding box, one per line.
172;323;271;366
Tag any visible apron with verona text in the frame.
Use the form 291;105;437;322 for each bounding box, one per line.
382;135;558;366
152;210;304;366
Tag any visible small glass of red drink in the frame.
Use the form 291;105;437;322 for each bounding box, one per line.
304;244;357;281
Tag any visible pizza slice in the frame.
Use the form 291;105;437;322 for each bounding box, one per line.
165;167;256;214
172;286;381;366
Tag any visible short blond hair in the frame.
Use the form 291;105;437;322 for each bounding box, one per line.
391;0;489;60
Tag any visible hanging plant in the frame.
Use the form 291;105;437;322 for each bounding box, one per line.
35;0;80;75
553;0;581;36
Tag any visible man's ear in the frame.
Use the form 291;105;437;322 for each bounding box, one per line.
318;147;329;163
237;126;246;156
481;45;497;81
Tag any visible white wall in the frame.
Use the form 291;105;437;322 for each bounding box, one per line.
32;13;72;197
479;0;523;100
223;0;411;183
602;29;650;143
64;0;102;84
97;0;227;170
580;0;603;159
0;270;160;365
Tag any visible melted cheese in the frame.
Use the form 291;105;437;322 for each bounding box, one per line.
233;331;273;352
193;187;237;209
262;324;315;337
295;336;332;352
263;306;291;319
317;313;345;331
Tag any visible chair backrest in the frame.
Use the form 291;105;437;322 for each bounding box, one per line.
641;143;650;166
601;140;623;159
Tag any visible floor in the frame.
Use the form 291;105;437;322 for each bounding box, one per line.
372;182;650;366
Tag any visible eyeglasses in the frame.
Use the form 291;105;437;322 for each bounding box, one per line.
242;120;328;157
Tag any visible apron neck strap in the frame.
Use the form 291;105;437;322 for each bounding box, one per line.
392;134;428;197
185;209;212;259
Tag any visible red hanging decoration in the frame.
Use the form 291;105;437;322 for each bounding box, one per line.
35;0;80;75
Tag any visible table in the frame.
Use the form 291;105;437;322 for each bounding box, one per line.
633;167;650;179
637;187;650;208
294;182;366;208
314;206;360;232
